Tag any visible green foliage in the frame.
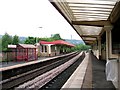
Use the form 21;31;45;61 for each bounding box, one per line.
37;34;63;42
37;37;54;42
24;36;36;44
51;34;62;40
23;34;63;44
69;44;91;52
19;40;25;44
2;33;12;51
12;35;19;45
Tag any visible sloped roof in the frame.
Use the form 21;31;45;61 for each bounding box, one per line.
40;40;75;47
18;44;36;49
8;45;17;48
39;41;54;45
52;40;75;47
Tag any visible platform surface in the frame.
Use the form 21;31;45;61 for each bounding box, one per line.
62;52;115;89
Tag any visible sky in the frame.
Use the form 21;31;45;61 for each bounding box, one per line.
0;0;82;40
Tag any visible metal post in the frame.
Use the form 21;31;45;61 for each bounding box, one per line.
118;54;120;90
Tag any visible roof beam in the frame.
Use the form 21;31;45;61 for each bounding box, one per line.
68;2;115;6
83;40;96;41
110;1;120;23
72;20;111;27
84;41;95;44
85;40;95;42
70;6;113;10
80;35;98;38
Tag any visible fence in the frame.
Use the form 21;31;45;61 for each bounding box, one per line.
2;51;16;62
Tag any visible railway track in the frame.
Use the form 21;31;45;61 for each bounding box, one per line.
1;52;77;80
1;52;84;89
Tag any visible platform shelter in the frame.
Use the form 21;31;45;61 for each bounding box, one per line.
36;40;75;57
8;44;37;61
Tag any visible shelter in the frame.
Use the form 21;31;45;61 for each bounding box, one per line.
37;40;75;56
8;44;37;61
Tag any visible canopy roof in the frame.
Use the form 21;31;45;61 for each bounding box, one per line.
40;40;75;47
49;0;120;45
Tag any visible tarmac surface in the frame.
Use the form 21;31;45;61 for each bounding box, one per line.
91;53;115;89
62;52;116;89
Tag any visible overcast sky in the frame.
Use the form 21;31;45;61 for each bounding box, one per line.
0;0;82;40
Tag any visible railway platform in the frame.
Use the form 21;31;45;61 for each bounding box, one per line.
0;57;50;68
62;52;115;89
0;53;72;68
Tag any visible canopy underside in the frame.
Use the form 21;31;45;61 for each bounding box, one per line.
50;0;119;44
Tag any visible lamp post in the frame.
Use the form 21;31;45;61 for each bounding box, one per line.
35;27;43;58
36;27;42;43
38;27;42;29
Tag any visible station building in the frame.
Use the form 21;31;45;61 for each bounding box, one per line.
36;40;75;57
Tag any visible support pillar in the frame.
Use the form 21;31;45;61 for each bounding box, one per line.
118;57;120;90
55;46;57;56
105;26;113;60
93;42;98;58
35;48;37;60
109;30;112;58
62;46;65;54
98;37;101;60
27;48;28;61
48;45;51;56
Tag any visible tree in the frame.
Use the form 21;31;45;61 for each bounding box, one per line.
51;34;62;40
37;34;63;42
68;44;91;52
37;37;54;42
12;35;19;45
24;36;36;44
2;33;12;51
24;34;63;44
